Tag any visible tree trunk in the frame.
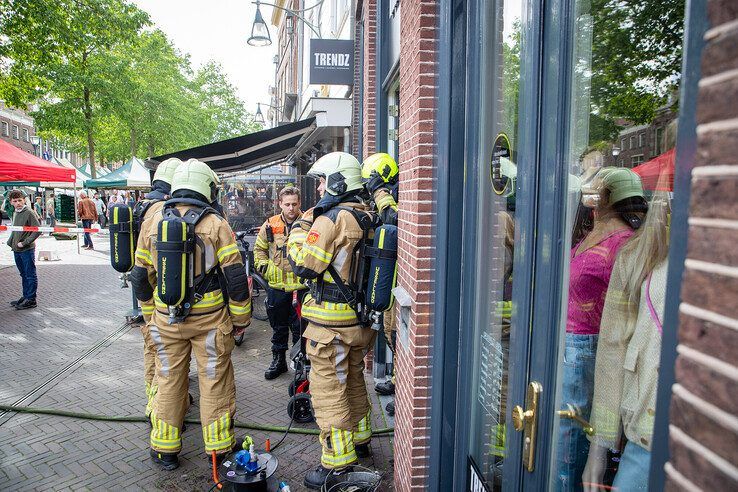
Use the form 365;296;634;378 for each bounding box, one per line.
130;128;137;157
147;141;154;159
83;86;96;179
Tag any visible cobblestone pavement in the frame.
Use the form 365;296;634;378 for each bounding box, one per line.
0;230;395;491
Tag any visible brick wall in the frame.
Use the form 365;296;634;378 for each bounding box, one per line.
393;0;438;490
361;0;377;160
664;1;738;490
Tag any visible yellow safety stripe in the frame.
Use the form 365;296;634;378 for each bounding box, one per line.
354;412;372;443
203;413;234;452
216;243;240;263
150;413;181;450
375;193;397;212
255;236;269;249
135;249;153;265
141;304;155;314
228;301;252;315
322;427;357;468
302;243;333;264
302;305;357;322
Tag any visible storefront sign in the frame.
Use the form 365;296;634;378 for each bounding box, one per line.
490;133;514;196
468;458;491;492
309;39;354;86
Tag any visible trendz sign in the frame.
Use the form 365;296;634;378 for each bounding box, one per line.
309;39;354;86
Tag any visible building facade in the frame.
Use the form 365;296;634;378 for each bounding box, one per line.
0;102;35;155
353;0;736;490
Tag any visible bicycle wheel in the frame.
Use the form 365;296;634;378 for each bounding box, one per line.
251;273;269;321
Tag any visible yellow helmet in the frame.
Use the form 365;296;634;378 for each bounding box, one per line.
361;153;399;185
307;152;363;196
170;159;221;202
153;158;183;186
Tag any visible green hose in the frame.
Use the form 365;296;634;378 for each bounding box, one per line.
0;404;394;436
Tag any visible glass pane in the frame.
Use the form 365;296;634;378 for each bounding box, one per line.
550;0;684;489
465;0;524;488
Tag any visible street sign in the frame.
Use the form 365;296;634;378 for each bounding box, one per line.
309;39;354;86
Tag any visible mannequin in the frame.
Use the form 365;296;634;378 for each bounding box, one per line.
582;192;671;491
556;168;648;492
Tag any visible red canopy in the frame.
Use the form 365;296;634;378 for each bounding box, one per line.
632;148;675;191
0;139;76;183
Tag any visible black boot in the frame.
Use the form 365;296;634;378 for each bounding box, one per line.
355;442;372;458
386;400;395;417
375;380;395;396
15;298;37;310
10;297;24;306
304;465;353;490
150;449;179;470
264;351;288;380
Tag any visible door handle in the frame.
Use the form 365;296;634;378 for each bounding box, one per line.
511;381;542;472
557;403;594;436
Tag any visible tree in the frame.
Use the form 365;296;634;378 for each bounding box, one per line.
0;0;149;177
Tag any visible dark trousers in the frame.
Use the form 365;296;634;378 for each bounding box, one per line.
267;288;303;353
14;249;38;300
98;213;107;228
82;219;93;247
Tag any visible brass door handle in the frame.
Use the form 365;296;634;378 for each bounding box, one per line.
557;404;594;436
511;381;543;472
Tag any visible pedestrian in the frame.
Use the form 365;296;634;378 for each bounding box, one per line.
254;185;307;380
78;192;98;250
6;189;41;310
130;159;251;471
287;152;378;488
107;191;118;209
46;192;56;230
33;196;43;218
93;192;107;228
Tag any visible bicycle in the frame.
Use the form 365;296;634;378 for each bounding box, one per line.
235;232;269;347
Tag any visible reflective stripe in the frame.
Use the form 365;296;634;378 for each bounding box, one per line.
154;289;225;311
141;304;155;314
302;304;357;322
216;243;240;262
136;249;153;265
354;412;372;443
148;325;170;377
333;339;347;385
229;301;252;315
204;329;217;379
203;413;234;452
322;427;357;468
303;243;333;264
255;237;269;249
150;412;181;451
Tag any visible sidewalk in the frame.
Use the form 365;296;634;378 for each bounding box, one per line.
0;231;395;491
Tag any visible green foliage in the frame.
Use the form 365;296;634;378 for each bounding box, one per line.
0;0;260;176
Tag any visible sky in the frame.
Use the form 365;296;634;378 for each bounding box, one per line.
132;0;278;112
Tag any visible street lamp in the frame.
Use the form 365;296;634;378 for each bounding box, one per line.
611;146;621;157
30;135;41;157
255;102;285;125
247;0;324;47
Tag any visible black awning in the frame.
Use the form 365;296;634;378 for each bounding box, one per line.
148;117;316;173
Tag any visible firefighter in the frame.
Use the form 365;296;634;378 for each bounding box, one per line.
361;153;399;416
133;157;183;418
130;159;251;470
287;152;378;489
253;185;307;379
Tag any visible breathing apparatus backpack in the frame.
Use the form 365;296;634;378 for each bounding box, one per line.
155;198;219;324
311;206;397;327
108;199;161;273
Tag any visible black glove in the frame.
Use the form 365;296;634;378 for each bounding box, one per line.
364;170;387;194
258;264;268;275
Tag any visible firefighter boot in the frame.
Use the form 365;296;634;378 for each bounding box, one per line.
355;443;372;458
304;465;354;490
150;449;179;471
264;351;288;380
374;380;395;396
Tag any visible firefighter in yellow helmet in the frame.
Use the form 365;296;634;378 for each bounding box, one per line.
132;157;183;418
130;159;251;470
287;152;378;489
361;153;399;415
253;185;307;380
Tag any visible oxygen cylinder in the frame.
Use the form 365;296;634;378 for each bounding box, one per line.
156;216;193;308
109;204;135;273
365;224;398;312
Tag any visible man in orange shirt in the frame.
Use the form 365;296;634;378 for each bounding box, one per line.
78;192;98;250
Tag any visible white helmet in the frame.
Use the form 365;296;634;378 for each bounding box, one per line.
170;159;221;202
307;152;363;196
153;158;183;186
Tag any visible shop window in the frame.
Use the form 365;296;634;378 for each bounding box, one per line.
550;0;684;488
22;128;29;142
1;121;8;136
12;125;19;139
621;137;626;150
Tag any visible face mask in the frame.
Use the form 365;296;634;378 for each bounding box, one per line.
581;194;600;208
